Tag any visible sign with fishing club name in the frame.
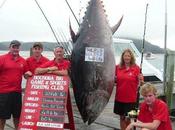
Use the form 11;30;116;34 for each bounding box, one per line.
18;75;69;130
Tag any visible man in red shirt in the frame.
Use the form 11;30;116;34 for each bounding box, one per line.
0;40;29;129
126;83;172;130
26;42;49;76
35;45;70;76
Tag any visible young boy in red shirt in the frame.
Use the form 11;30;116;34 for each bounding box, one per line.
126;83;172;130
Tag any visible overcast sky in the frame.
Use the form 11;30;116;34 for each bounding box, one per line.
0;0;175;50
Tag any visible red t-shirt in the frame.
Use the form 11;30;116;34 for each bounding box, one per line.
39;59;70;70
138;99;172;130
115;64;140;102
0;53;28;93
26;55;49;73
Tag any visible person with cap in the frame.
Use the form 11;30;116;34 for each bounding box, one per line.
25;42;49;76
35;45;70;76
0;40;29;129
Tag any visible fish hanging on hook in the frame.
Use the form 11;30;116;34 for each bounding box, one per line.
69;0;123;125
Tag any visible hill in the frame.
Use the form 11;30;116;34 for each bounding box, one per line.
0;39;164;53
0;42;58;51
119;37;164;53
131;38;164;53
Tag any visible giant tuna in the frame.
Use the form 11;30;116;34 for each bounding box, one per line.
69;0;123;125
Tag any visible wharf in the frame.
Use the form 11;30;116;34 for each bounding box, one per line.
5;86;175;130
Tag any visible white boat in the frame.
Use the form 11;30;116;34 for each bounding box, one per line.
113;38;163;82
145;52;156;60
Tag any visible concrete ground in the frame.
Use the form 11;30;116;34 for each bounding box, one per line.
5;87;175;130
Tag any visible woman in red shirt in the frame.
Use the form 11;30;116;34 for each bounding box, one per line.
126;83;172;130
114;49;143;130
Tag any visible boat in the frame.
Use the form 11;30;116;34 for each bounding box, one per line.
113;38;163;82
145;52;156;60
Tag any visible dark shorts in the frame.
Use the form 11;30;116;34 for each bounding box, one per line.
114;101;136;116
0;92;22;119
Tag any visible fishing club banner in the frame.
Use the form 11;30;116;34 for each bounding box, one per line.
18;75;69;130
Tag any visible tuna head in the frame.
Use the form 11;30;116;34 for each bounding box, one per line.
70;0;123;125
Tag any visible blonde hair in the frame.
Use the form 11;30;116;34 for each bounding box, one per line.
140;83;158;97
119;49;136;67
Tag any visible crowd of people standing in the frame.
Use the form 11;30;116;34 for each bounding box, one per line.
0;40;172;130
0;40;70;130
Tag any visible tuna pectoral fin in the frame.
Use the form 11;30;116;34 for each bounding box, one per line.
69;19;79;43
111;15;123;34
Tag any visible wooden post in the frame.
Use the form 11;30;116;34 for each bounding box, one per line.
165;50;175;110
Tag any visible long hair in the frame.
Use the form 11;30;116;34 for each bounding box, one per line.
119;49;136;67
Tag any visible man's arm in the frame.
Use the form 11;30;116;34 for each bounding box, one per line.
35;66;58;75
24;71;33;79
126;120;161;130
49;69;68;76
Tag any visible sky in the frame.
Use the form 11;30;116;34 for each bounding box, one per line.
0;0;175;50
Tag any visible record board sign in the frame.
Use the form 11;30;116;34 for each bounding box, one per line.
18;75;69;130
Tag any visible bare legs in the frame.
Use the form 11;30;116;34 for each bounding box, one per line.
120;115;130;130
0;119;5;130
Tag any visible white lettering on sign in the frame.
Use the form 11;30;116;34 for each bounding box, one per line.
31;85;49;90
18;75;69;130
49;81;67;86
19;128;32;130
24;103;39;107
37;122;63;128
30;80;44;85
25;115;32;120
24;109;36;113
56;76;63;80
27;97;39;101
30;91;38;95
21;121;34;126
50;85;64;90
33;76;54;80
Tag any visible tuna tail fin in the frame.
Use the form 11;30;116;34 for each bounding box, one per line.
111;15;123;34
69;19;79;43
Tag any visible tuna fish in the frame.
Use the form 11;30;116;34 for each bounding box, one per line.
69;0;123;125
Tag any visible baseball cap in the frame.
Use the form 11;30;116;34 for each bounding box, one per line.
32;42;43;49
10;40;21;47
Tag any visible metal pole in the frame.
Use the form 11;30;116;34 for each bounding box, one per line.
59;29;72;54
54;30;70;55
55;30;70;55
163;0;168;94
64;0;80;27
0;0;7;9
136;3;149;109
140;3;149;72
132;5;149;130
